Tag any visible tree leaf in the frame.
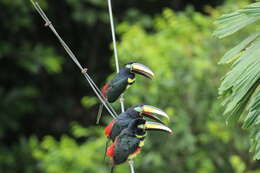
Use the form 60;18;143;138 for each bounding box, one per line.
215;2;260;160
219;31;260;64
214;2;260;38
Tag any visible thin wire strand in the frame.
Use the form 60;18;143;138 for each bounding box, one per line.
107;0;125;113
34;2;83;70
107;1;134;173
31;0;118;119
83;74;117;119
34;1;112;110
107;0;119;73
119;95;125;112
128;159;135;173
33;1;135;172
83;73;118;117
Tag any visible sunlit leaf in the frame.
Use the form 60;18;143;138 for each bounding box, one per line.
215;2;260;160
214;2;260;38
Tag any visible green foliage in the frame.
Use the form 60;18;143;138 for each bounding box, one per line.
67;0;107;25
113;7;259;173
0;86;39;137
0;138;40;173
31;124;108;173
18;45;63;74
214;2;260;160
230;155;246;173
27;4;259;173
29;123;131;173
81;96;98;108
1;0;260;172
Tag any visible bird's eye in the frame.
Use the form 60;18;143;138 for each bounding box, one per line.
134;107;143;113
125;64;131;69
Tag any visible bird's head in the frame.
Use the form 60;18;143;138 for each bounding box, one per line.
124;62;154;79
128;104;170;124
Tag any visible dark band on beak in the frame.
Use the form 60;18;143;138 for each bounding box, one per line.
131;63;154;79
142;105;170;124
144;121;172;134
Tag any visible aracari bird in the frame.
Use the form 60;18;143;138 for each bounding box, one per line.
104;104;170;142
96;62;154;124
101;62;154;102
106;118;172;172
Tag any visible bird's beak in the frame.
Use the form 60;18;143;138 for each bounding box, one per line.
144;121;172;134
131;63;154;79
142;105;170;124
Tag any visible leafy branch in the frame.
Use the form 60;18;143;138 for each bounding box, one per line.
214;2;260;160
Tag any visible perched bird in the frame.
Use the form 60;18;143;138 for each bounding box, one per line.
106;118;172;172
104;104;170;142
96;62;154;124
101;62;154;103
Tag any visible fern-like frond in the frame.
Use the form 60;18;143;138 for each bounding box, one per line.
213;2;260;38
219;31;260;64
247;89;260;160
215;2;260;160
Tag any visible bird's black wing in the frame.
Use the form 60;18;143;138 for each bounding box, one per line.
113;132;140;165
106;77;128;102
110;118;132;141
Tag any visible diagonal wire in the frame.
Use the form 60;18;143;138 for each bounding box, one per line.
31;0;118;119
32;2;136;172
82;73;118;117
83;73;118;117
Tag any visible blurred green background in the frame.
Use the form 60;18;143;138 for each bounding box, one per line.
0;0;259;172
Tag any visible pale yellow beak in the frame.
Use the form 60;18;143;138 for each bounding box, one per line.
142;105;170;124
131;63;154;79
144;121;172;134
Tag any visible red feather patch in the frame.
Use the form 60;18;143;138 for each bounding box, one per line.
130;147;141;156
104;120;116;137
106;143;115;157
101;83;110;97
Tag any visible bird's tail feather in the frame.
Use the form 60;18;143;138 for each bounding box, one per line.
111;166;114;173
96;104;104;124
104;139;109;161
